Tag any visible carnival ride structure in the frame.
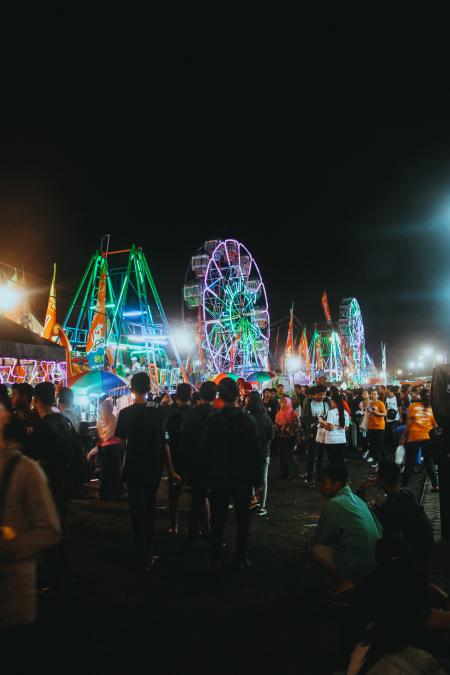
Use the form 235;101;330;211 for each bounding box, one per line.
307;297;372;385
63;240;185;392
183;239;270;376
309;328;343;383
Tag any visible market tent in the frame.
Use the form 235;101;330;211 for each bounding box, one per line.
0;315;66;361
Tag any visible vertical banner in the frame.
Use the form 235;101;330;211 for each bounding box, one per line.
86;259;107;370
42;264;57;340
321;290;332;325
285;305;294;357
299;327;310;374
315;334;324;371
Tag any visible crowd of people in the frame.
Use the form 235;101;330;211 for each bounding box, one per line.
0;375;449;673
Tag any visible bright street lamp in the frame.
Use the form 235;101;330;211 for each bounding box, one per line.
172;327;195;354
421;346;433;358
286;355;301;373
0;285;22;312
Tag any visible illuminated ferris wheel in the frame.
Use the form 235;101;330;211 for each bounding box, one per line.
184;239;270;374
339;297;367;384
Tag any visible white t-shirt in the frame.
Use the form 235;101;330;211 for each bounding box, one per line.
323;408;349;444
312;400;330;443
385;395;400;422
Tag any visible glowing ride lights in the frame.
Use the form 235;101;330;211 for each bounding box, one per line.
63;241;186;390
184;239;270;375
338;297;368;385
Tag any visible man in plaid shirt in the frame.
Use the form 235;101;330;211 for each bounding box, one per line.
201;378;262;569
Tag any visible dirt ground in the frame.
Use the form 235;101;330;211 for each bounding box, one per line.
36;451;450;675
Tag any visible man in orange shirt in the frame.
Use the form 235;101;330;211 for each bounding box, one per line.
367;389;387;467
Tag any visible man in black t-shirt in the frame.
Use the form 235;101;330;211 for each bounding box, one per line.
116;372;180;570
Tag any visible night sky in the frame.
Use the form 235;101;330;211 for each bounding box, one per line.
1;54;450;369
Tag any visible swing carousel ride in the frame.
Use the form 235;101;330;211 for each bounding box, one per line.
62;237;186;393
282;293;376;386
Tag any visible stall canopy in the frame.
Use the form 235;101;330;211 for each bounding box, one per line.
0;315;66;361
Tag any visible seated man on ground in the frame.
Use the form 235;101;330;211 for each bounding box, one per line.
311;464;383;593
371;461;434;571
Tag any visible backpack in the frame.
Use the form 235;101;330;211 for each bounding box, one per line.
431;364;450;430
397;489;434;563
43;413;84;494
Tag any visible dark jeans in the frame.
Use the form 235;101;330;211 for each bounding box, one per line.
186;479;208;542
326;443;346;467
209;485;252;563
278;436;300;477
3;623;37;673
383;422;398;459
402;440;438;489
127;478;161;561
168;478;184;529
99;443;123;500
367;429;385;462
306;439;326;482
38;494;68;588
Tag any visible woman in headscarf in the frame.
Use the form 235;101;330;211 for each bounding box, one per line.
96;398;123;500
275;396;301;479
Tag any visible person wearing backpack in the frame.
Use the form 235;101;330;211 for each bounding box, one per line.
31;382;83;521
116;372;181;571
0;408;60;662
383;385;400;459
358;461;434;571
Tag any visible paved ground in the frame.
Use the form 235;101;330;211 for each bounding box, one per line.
36;451;450;675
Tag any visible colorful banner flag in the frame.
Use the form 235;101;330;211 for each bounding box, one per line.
299;327;310;374
42;264;57;340
321;290;332;325
285;305;294;357
86;259;107;370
